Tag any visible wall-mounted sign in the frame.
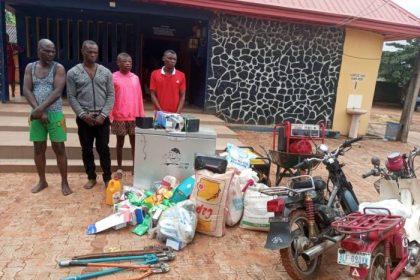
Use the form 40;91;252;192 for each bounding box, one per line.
350;73;365;81
152;25;176;37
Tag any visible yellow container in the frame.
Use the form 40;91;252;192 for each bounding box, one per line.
105;178;122;206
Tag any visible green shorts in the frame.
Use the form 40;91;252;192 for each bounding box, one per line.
29;111;67;142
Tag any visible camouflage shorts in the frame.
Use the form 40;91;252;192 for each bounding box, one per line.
111;121;136;136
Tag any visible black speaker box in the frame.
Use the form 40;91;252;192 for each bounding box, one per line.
194;154;227;174
136;117;153;129
183;116;200;132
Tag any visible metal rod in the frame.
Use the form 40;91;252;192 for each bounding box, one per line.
72;246;171;260
59;254;156;267
67;261;152;269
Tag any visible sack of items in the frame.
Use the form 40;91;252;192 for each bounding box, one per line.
190;168;234;237
240;183;274;231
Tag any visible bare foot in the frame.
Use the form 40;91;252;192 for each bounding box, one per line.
31;181;48;193
62;181;73;196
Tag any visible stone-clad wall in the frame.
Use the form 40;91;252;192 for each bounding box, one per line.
206;14;344;125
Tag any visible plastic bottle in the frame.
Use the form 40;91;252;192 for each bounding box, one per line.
105;171;123;206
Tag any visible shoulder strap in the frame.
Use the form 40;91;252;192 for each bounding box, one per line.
51;62;57;78
31;61;37;76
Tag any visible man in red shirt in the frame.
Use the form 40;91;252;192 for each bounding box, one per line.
149;50;186;113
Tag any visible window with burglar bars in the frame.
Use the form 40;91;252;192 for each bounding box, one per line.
22;16;136;68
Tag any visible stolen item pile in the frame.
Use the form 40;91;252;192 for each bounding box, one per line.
220;144;271;185
155;111;185;132
87;184;147;235
154;111;200;133
83;138;280;276
87;175;193;240
156;200;197;249
86;171;202;253
191;153;274;235
86;150;274;250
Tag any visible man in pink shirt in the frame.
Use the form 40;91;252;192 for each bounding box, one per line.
110;53;145;172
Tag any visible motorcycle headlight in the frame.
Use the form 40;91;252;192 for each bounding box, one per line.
318;144;329;154
309;190;318;199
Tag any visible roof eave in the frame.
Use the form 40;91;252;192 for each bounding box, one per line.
348;20;420;41
154;0;420;40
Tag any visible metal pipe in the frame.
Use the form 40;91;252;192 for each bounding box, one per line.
59;254;155;267
72;246;172;260
302;235;344;261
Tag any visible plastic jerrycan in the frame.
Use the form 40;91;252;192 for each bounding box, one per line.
105;172;123;206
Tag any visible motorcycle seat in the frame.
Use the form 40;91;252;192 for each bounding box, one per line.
291;176;326;190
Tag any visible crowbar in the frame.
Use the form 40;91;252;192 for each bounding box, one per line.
72;246;172;260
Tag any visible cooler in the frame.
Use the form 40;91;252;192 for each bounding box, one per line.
133;127;217;189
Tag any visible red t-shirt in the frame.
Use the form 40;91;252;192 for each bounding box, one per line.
149;68;186;113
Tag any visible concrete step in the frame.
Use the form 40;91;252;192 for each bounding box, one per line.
0;97;212;114
0;99;244;172
0;130;243;160
0;136;243;172
0;158;133;173
0;115;237;138
8;95;206;113
0;108;226;126
0;141;133;160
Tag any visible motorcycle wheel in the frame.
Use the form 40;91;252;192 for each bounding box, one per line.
279;210;322;280
367;245;386;280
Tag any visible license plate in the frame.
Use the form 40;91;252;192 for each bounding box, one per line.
337;249;371;268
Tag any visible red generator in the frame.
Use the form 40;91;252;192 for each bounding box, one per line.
269;121;325;185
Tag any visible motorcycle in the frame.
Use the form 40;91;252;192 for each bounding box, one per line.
260;137;363;280
331;208;417;280
363;147;420;193
363;147;420;211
